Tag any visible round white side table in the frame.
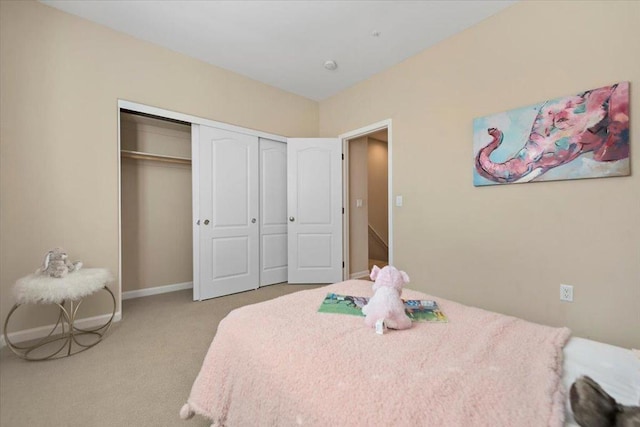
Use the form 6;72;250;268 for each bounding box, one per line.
3;268;116;361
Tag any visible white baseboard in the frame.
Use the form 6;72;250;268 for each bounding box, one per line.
350;270;370;280
122;281;192;300
1;282;192;348
1;311;122;348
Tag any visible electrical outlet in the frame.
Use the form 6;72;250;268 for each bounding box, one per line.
560;284;573;302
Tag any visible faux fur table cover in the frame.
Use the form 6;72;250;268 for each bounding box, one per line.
182;280;571;427
13;268;113;304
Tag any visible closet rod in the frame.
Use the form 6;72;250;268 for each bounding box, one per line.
120;108;191;126
120;149;191;165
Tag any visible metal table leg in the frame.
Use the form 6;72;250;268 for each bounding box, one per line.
3;286;116;361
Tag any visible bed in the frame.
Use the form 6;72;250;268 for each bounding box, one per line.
181;280;640;427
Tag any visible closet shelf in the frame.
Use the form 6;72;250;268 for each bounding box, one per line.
120;149;191;165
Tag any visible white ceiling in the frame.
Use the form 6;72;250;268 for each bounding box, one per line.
41;0;515;101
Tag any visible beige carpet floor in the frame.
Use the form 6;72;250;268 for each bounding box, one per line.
0;283;324;427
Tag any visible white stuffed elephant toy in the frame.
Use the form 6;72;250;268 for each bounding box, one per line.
35;247;83;278
361;265;412;331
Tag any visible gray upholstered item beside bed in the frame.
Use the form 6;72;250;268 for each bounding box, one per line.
562;338;640;426
181;280;638;427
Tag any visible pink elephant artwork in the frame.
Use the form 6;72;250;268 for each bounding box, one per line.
473;81;629;186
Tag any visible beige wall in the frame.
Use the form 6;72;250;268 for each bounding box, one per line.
320;1;640;348
120;113;192;292
0;1;318;332
2;0;638;349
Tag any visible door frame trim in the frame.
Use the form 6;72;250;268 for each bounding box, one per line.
191;124;201;300
117;99;287;306
118;100;287;142
338;119;393;281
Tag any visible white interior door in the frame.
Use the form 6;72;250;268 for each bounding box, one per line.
287;138;343;284
196;125;259;300
259;138;288;286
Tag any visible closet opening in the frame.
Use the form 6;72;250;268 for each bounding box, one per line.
119;109;193;301
117;101;391;304
118;100;292;306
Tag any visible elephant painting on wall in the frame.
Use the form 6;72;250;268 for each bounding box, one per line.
473;82;629;186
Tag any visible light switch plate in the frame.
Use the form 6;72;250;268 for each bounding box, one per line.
395;195;403;207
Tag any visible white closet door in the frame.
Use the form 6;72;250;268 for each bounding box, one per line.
259;138;288;286
287;138;343;284
196;125;259;300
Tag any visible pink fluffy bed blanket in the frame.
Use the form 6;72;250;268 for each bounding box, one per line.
181;280;571;426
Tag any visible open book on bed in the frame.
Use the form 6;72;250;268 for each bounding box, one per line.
318;292;448;322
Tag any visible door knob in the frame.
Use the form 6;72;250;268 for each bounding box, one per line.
289;216;295;222
204;219;210;225
251;218;256;223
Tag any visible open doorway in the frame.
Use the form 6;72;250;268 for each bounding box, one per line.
343;126;390;280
